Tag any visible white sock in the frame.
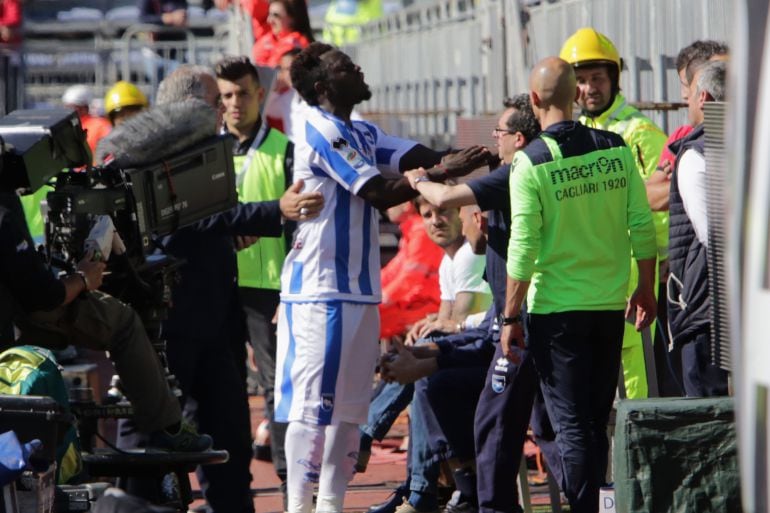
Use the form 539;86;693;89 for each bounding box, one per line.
316;421;359;513
285;421;325;513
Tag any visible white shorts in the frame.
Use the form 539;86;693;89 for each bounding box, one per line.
274;301;379;425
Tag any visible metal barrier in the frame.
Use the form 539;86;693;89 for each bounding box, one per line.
519;0;733;132
348;0;507;146
21;17;231;108
0;45;25;115
348;0;731;142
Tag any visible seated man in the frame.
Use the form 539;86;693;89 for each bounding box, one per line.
379;201;444;342
370;95;543;513
358;198;491;473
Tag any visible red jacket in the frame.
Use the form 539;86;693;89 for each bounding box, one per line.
0;0;22;44
379;211;443;339
239;0;270;41
252;30;310;67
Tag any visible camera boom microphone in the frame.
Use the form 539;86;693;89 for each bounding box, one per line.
95;99;217;168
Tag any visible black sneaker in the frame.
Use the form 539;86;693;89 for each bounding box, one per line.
368;484;409;513
149;421;213;452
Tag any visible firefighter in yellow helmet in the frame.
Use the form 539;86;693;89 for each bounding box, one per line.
104;81;148;127
560;28;668;400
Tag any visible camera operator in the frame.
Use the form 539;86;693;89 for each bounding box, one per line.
0;189;213;452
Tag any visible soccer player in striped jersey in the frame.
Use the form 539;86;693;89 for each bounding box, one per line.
275;42;492;513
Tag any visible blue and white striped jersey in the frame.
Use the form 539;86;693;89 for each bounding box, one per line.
280;106;417;303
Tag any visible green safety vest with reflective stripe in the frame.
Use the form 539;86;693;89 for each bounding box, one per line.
507;128;657;314
323;0;383;46
579;93;669;260
235;128;290;290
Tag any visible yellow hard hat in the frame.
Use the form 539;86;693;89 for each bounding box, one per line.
104;81;148;116
559;27;621;71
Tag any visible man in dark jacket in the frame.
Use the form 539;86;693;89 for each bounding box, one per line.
666;60;728;397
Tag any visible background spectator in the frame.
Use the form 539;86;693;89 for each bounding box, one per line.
0;0;21;44
62;85;112;155
252;0;313;67
322;0;382;46
215;0;271;42
139;0;189;27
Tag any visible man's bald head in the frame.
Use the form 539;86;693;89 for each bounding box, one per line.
529;57;577;111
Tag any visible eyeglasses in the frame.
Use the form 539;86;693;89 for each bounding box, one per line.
492;127;515;137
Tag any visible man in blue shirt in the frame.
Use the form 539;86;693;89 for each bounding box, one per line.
374;95;545;513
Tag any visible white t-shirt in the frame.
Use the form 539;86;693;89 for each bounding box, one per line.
438;241;491;301
677;148;709;248
280;106;417;304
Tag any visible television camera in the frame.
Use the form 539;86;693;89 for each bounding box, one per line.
0;107;237;445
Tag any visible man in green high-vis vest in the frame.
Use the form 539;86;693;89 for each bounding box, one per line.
215;55;293;500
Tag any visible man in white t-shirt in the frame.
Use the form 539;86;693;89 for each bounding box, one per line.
274;42;492;513
406;199;491;343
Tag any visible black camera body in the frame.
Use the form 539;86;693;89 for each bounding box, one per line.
0;109;91;193
0;109;238;272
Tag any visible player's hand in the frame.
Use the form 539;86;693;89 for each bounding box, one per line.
500;321;525;364
441;145;492;177
404;168;428;189
486;152;502;170
280;179;324;221
214;0;231;9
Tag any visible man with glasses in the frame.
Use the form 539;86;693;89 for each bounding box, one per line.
215;55;295;504
378;95;544;513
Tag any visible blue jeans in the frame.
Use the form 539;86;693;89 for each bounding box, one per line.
361;381;414;442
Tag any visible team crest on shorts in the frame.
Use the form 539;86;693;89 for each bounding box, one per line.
321;393;335;411
492;374;506;394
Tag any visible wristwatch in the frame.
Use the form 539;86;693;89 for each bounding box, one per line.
75;270;90;291
413;176;431;185
498;313;522;326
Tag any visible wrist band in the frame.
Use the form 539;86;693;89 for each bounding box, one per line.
75;270;90;291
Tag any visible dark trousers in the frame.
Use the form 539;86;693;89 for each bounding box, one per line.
527;310;624;513
530;386;563;489
410;365;487;495
16;291;180;433
474;343;538;513
670;329;729;398
165;319;255;513
240;287;287;482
